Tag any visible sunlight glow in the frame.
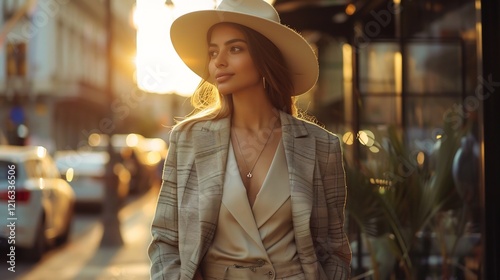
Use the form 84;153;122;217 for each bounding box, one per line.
65;168;74;182
125;133;140;147
134;0;209;96
417;151;425;166
342;132;354;145
36;146;46;158
345;4;356;16
88;133;102;147
357;130;375;147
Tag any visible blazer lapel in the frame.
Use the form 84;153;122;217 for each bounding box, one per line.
280;111;319;278
189;117;231;266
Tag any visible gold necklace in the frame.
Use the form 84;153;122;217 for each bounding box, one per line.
233;123;276;179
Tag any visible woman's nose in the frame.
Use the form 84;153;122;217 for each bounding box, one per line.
214;53;227;68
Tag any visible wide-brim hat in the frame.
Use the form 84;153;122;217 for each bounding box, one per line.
170;0;319;96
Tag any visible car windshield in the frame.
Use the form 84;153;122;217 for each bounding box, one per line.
0;160;18;182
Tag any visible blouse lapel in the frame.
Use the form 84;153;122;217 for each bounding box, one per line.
222;142;266;249
252;140;291;228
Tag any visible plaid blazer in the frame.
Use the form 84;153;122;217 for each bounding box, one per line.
148;111;351;280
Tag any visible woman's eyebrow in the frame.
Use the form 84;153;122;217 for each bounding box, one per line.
209;38;247;47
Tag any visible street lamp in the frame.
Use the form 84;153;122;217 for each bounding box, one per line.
100;0;124;248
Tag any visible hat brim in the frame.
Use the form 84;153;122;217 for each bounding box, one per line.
170;10;319;96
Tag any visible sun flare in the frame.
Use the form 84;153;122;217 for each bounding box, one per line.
134;0;209;96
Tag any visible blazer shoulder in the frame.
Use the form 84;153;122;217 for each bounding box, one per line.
172;120;206;133
170;119;216;138
173;118;230;133
298;118;341;142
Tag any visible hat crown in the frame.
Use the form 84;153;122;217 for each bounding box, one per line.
217;0;280;23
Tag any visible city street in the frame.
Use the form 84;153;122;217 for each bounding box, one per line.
1;0;498;278
0;188;158;280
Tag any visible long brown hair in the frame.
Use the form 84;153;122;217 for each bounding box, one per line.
175;22;298;128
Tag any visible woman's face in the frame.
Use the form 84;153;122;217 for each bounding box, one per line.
208;23;261;95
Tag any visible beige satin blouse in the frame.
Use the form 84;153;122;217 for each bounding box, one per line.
202;140;299;267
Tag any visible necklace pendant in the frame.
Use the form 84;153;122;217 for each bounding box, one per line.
246;172;253;178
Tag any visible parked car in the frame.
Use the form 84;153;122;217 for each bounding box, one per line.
54;150;131;210
0;145;75;261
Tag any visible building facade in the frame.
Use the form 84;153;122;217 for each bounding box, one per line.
0;0;137;152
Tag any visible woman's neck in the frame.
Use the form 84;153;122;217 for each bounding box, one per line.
231;91;279;133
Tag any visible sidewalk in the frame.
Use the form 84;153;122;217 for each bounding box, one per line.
18;188;158;280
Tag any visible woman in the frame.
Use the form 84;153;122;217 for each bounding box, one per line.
148;0;351;279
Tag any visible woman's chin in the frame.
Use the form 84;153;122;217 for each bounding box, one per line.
216;86;232;95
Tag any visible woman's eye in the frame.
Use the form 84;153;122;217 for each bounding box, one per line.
231;46;242;53
208;50;218;58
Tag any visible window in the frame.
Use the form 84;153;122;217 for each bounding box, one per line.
6;42;27;77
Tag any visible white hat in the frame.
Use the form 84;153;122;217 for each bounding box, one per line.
170;0;319;96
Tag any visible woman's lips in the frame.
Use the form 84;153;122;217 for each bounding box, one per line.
216;74;232;83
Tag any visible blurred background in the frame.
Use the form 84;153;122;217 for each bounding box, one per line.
0;0;498;279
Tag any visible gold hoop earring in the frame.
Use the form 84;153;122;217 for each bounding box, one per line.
262;77;266;89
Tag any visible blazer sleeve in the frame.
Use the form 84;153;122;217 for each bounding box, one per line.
148;129;181;280
321;134;352;279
